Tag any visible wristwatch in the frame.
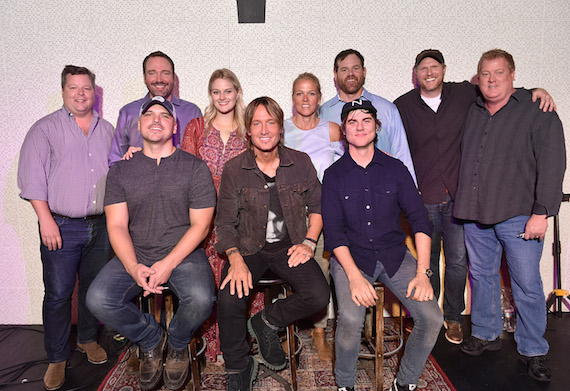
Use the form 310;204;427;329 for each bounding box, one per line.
416;269;434;278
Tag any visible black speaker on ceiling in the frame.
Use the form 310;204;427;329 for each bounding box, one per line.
237;0;266;23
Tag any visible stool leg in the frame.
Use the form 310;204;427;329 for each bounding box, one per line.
189;338;200;391
165;294;174;328
284;285;297;391
375;286;384;391
286;324;297;391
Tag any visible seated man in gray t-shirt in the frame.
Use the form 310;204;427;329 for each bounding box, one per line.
87;97;217;391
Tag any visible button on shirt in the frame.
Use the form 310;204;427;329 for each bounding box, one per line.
322;148;432;277
454;88;566;224
18;106;114;217
109;94;201;165
320;88;417;185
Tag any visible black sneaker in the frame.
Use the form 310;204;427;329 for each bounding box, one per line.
523;355;551;382
247;311;286;370
460;335;501;356
388;378;417;390
139;330;167;390
163;344;189;389
227;355;259;391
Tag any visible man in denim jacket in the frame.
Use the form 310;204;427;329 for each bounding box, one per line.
215;97;330;391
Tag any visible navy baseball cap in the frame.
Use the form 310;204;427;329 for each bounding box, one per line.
341;99;377;122
139;96;177;121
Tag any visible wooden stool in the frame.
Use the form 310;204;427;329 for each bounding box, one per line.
254;275;301;391
130;287;205;390
358;281;405;391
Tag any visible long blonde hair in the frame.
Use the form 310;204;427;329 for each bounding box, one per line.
203;68;246;140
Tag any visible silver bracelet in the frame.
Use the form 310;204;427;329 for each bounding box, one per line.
302;239;316;252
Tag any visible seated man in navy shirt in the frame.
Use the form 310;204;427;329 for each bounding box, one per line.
322;100;443;391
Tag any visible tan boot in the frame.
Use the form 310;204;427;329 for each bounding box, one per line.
43;361;66;390
125;346;140;374
311;328;333;362
77;341;108;364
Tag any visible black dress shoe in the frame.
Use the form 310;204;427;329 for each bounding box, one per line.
524;355;551;382
460;335;501;356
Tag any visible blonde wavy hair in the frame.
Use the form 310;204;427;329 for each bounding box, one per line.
203;68;246;140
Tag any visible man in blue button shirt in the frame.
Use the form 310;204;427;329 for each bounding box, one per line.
322;100;442;391
320;49;417;185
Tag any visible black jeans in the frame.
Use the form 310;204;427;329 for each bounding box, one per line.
218;247;330;371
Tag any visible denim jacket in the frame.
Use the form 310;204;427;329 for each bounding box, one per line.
215;146;321;256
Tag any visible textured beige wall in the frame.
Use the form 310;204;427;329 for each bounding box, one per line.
1;0;569;324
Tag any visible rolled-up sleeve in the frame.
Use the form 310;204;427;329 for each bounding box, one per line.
17;122;50;201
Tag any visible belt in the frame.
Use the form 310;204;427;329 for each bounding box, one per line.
51;213;104;220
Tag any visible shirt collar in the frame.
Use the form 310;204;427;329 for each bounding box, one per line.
330;88;369;107
144;93;183;107
61;105;98;121
475;87;524;109
241;146;294;170
337;146;385;173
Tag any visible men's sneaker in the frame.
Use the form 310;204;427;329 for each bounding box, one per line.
337;387;355;391
76;341;108;364
460;335;501;356
227;355;259;391
444;321;463;344
388;378;417;390
247;311;286;370
163;344;189;389
523;355;551;382
139;331;167;390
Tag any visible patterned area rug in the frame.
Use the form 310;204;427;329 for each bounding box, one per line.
98;323;455;391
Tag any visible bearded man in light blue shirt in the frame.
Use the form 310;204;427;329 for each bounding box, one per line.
320;49;417;184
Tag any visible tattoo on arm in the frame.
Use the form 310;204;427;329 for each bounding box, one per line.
226;248;239;257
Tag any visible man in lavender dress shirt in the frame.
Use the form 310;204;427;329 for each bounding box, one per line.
17;65;115;390
108;51;202;165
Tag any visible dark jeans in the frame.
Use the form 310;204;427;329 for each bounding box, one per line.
424;194;468;323
218;247;330;372
87;248;215;351
40;215;112;363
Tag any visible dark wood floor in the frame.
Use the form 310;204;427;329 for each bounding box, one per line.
1;313;569;391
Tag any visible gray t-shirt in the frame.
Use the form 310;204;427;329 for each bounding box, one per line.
105;149;216;265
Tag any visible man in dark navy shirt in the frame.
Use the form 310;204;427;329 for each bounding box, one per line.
322;100;442;391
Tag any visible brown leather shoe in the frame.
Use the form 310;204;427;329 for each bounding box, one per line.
311;328;333;362
139;331;167;390
444;321;463;344
125;346;140;374
77;341;108;364
163;344;189;389
43;361;66;390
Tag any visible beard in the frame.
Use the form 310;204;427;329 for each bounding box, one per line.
338;75;365;95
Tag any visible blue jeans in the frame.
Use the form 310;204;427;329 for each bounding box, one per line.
40;215;113;363
424;195;468;323
87;248;215;351
464;215;548;356
331;251;443;387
